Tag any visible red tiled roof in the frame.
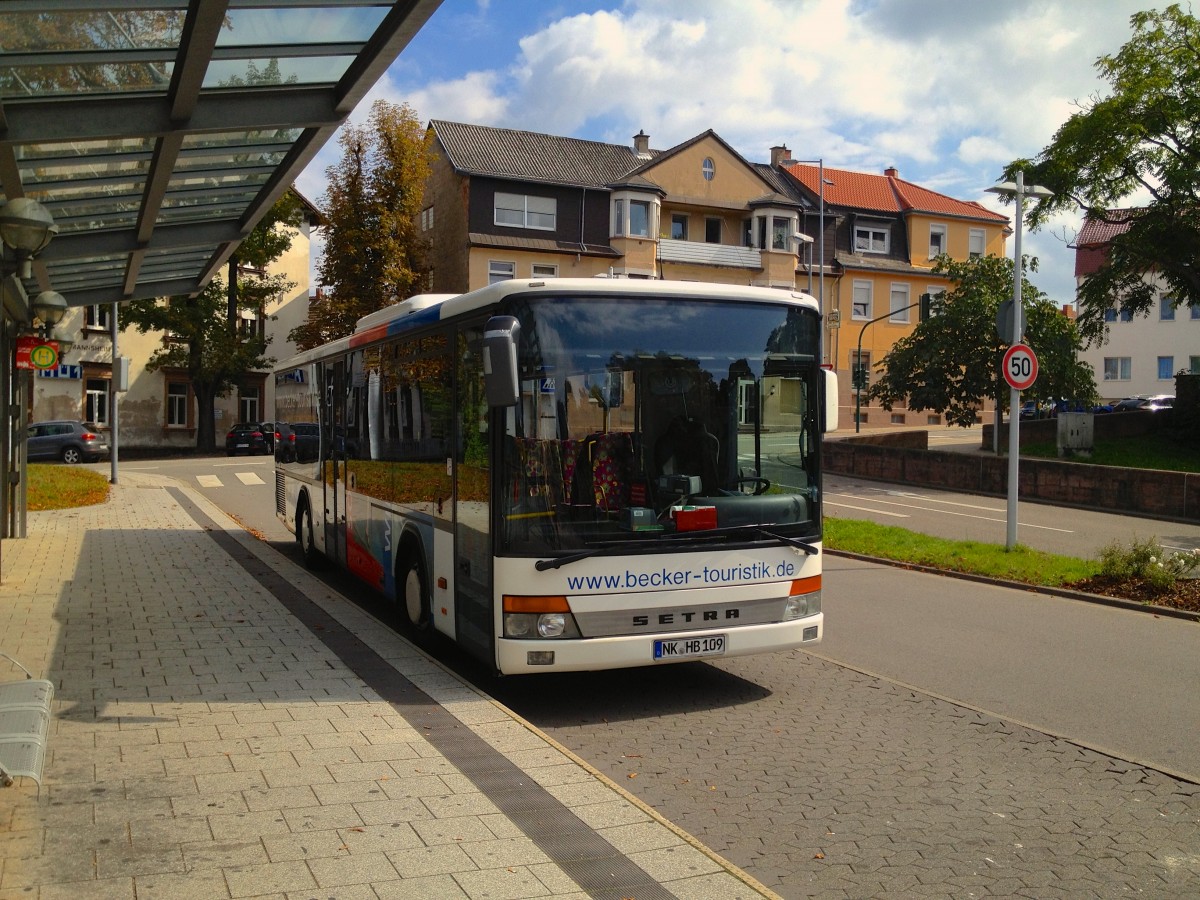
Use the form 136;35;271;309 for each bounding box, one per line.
1074;209;1136;247
1073;209;1139;278
784;163;1008;222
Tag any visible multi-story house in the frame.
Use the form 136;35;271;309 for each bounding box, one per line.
421;120;1010;428
782;161;1010;426
1073;209;1200;402
29;196;320;451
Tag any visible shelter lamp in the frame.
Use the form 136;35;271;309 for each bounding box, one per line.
0;197;58;279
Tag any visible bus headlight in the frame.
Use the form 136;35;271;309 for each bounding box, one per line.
502;596;581;639
784;577;822;620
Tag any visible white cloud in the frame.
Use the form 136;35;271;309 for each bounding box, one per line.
309;0;1155;306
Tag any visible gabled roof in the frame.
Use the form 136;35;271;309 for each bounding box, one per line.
430;120;655;188
784;163;1008;223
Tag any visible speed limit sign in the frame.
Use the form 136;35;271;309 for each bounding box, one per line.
1002;343;1038;391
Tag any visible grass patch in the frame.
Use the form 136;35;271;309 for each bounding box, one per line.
1021;430;1200;473
824;515;1099;587
27;464;110;511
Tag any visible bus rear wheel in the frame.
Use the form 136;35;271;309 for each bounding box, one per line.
401;554;432;636
297;501;321;570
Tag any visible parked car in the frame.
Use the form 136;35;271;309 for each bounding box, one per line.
27;420;110;464
1019;400;1042;420
1111;396;1147;412
1141;394;1174;410
287;422;321;462
225;422;271;456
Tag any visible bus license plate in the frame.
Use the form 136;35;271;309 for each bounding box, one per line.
654;634;726;660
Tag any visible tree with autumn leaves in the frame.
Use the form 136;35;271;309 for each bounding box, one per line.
290;101;433;350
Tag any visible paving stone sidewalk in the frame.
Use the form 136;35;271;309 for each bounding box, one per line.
0;473;769;900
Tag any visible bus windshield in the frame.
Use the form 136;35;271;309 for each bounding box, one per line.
499;293;823;556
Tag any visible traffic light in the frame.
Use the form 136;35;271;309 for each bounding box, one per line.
852;364;868;389
919;292;934;321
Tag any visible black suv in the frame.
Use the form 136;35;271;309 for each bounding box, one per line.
27;420;110;464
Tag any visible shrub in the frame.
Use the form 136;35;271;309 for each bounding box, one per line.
1097;536;1200;593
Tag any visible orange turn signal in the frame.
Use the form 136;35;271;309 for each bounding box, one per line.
503;595;570;613
789;575;821;596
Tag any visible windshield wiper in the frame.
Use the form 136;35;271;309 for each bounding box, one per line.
534;524;817;570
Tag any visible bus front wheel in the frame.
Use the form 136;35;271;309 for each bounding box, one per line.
401;554;432;636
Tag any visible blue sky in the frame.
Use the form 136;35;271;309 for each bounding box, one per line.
297;0;1154;308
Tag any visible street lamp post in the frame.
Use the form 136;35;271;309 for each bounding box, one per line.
792;159;828;355
985;172;1053;549
792;232;814;294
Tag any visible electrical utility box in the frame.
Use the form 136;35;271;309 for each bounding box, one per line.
1056;412;1093;458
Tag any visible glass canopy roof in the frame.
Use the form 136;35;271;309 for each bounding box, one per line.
0;1;442;308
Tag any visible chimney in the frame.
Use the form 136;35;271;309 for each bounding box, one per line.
771;144;790;168
633;130;650;157
884;166;899;178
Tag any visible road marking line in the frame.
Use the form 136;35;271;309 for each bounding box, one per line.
825;500;910;518
827;492;1072;532
196;474;221;488
236;472;265;486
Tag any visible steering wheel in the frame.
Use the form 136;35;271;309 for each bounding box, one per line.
735;476;771;495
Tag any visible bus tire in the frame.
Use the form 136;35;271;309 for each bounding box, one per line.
400;552;432;636
297;499;321;570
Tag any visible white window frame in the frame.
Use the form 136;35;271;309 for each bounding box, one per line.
167;382;190;427
531;263;558;278
929;223;947;258
420;207;433;231
1157;356;1174;379
85;377;110;427
239;386;260;423
968;228;985;259
852;279;873;320
1160;294;1176;321
488;260;515;284
889;283;911;323
494;192;556;231
84;305;111;330
628;200;651;237
1191;355;1200;374
854;224;889;254
1103;357;1131;381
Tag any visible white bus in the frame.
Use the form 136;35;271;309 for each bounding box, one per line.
274;278;837;674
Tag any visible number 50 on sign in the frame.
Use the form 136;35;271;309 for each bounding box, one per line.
1002;343;1038;391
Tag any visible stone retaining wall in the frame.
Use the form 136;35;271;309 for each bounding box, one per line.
823;426;1200;523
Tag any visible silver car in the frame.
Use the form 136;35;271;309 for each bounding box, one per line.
27;420;110;464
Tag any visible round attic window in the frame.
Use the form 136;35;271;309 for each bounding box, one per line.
702;157;715;181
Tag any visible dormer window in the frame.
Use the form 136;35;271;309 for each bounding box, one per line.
854;224;889;254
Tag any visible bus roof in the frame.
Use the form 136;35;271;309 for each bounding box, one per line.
277;279;820;370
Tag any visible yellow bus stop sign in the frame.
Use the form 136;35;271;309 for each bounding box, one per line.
29;342;59;370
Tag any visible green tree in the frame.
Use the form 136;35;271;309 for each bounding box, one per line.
1007;4;1200;344
121;192;304;451
869;255;1096;427
291;100;432;350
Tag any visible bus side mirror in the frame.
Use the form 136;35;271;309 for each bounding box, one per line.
483;316;520;407
822;368;839;432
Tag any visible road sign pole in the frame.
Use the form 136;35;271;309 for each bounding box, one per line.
1006;174;1026;550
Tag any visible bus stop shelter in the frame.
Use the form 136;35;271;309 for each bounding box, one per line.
0;1;441;547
